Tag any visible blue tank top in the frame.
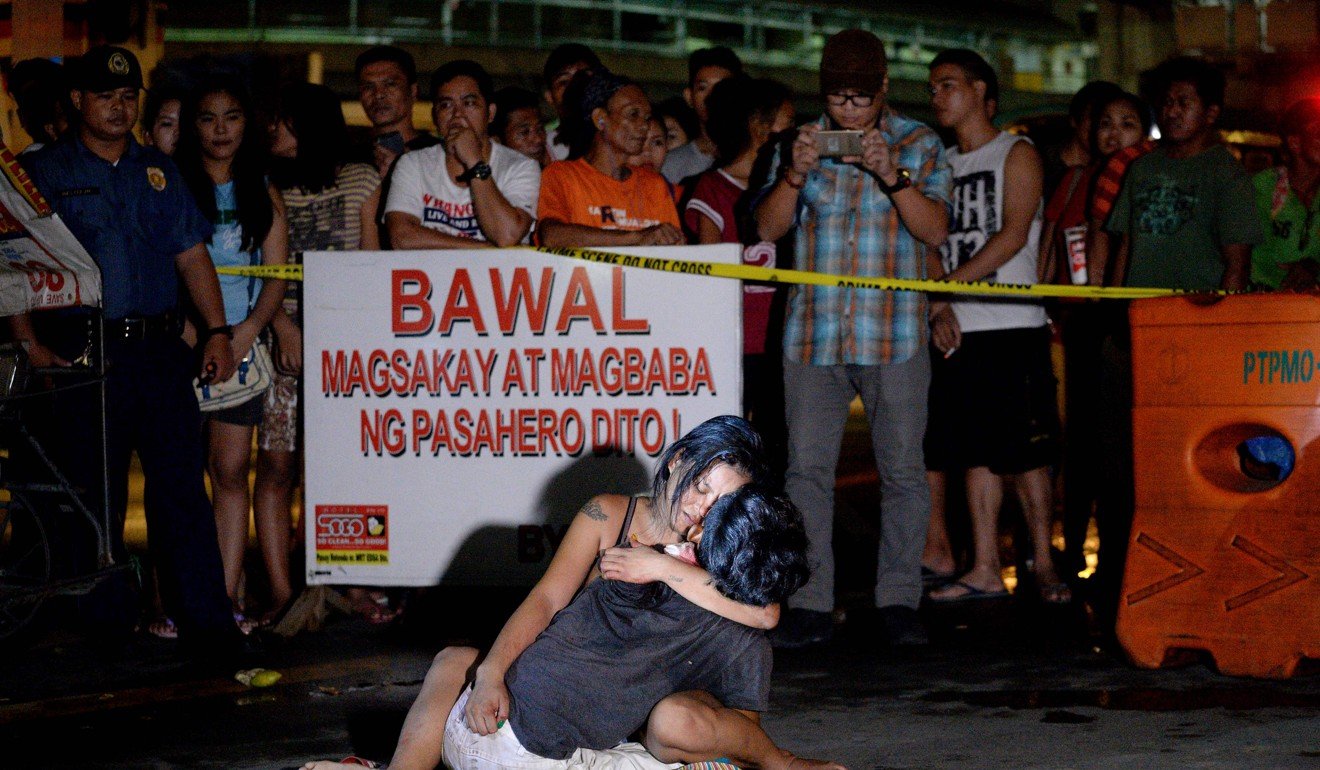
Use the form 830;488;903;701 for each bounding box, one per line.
207;180;262;325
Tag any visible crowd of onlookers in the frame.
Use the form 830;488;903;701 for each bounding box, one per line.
5;27;1315;658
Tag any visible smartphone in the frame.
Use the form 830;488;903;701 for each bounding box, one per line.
816;129;864;158
375;131;406;155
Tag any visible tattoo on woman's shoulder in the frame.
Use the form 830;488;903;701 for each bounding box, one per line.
580;499;607;521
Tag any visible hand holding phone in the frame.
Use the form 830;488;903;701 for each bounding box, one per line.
815;129;864;158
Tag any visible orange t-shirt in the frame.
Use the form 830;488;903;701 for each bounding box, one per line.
537;158;681;234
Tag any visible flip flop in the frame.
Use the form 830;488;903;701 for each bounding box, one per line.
148;617;178;639
1038;582;1073;605
921;566;957;588
928;580;1010;603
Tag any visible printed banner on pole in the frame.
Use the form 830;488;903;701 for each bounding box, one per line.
0;144;101;314
303;245;742;586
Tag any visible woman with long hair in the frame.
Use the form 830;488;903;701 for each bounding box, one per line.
264;82;382;625
175;76;290;630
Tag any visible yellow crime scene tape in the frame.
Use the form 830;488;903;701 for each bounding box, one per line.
217;245;1226;300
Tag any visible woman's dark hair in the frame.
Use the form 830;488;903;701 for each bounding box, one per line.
651;415;768;522
698;485;810;606
269;82;348;194
491;86;542;142
707;77;792;166
175;76;273;253
1089;90;1152;157
563;68;636;159
653;96;699;146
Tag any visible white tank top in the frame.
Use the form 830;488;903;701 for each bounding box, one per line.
941;131;1048;332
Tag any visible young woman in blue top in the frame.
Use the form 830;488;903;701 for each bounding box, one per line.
177;77;290;629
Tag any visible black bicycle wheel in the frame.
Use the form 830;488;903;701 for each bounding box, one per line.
0;498;51;639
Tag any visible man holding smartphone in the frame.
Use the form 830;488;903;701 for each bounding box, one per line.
754;28;951;648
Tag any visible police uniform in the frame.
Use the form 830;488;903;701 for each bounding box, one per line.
22;47;239;651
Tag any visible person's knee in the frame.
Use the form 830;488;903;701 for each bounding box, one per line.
255;450;296;488
646;695;714;757
432;646;479;674
208;452;249;491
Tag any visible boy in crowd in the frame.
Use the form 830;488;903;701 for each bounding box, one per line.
385;60;540;249
661;46;743;184
542;43;602;162
923;49;1067;605
492;86;550;168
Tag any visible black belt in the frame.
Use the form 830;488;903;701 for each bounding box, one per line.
105;313;181;341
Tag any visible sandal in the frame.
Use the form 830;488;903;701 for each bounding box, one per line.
148;617;178;639
347;590;398;625
233;611;258;635
1038;582;1073;605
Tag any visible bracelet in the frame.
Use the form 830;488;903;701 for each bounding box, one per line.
782;170;807;190
203;324;234;340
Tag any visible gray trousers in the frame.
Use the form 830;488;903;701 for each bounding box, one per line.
783;351;931;612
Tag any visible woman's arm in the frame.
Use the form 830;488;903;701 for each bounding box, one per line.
598;546;780;629
358;185;382;250
232;186;289;356
464;494;624;735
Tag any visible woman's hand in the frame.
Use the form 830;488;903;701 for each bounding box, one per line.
464;674;511;736
599;544;673;584
274;323;303;375
231;320;259;362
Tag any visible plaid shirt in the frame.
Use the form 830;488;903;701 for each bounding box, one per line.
772;110;951;366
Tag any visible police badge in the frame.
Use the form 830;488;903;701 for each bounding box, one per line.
147;166;166;191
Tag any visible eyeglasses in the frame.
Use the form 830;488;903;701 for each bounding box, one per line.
826;92;876;108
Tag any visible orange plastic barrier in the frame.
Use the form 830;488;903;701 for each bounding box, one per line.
1118;294;1319;678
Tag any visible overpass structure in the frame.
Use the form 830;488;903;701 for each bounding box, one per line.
160;0;1094;114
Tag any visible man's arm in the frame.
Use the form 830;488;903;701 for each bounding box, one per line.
8;313;67;367
469;176;533;247
385;211;494;250
942;141;1042;284
1220;243;1250;291
755;125;816;243
176;242;236;382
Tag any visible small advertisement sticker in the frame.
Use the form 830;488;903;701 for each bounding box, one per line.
315;504;389;564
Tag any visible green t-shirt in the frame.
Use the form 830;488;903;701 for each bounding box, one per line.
1249;167;1320;289
1108;144;1262;290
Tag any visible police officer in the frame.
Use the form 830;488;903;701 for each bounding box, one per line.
11;46;244;657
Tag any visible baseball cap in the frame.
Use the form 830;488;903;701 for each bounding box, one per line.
820;29;887;96
69;46;143;92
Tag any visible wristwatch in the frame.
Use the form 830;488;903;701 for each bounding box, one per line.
203;324;234;340
457;160;493;183
879;167;912;195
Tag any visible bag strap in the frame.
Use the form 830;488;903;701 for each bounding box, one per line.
614;495;639;548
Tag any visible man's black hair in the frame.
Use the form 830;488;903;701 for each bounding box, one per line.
430;59;495;104
688;46;743;87
355;45;418;84
491;86;543;141
543;43;602;84
654;96;699;145
707;77;791;165
929;48;999;106
697;485;811;606
1069;80;1124;124
1150;55;1226;109
651;415;768;525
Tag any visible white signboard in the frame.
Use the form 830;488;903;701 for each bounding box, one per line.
0;145;102;314
303;245;742;586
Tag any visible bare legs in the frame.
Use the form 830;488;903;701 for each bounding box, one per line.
645;690;846;770
928;465;1067;601
208;421;255;610
921;470;956;576
253;447;296;620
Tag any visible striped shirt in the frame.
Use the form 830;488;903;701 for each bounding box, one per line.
769;110;951;366
1090;139;1156;223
